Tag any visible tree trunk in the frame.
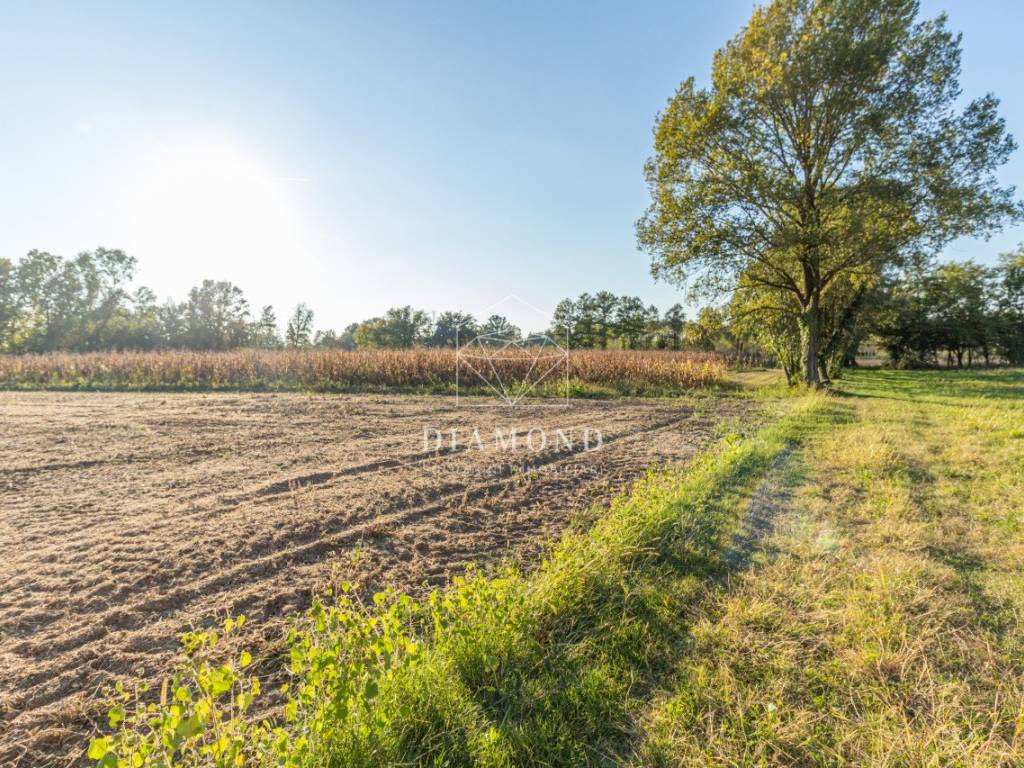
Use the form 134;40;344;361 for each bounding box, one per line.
799;300;823;387
817;353;832;386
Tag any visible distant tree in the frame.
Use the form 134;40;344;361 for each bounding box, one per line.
12;250;62;351
479;314;521;340
349;307;431;348
564;293;595;347
157;300;188;348
873;260;1003;368
995;246;1024;364
873;267;937;367
0;258;18;351
592;291;619;349
681;307;721;352
663;304;686;350
285;303;314;348
7;248;138;352
642;303;662;348
615;296;647;349
110;286;162;350
313;327;355;350
430;311;477;347
252;305;281;348
933;262;995;367
132;286;158;316
352;318;387;348
379;306;431;347
337;323;359;351
638;0;1021;385
549;299;577;344
182;280;251;350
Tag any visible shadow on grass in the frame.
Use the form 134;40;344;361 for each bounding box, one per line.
835;367;1024;405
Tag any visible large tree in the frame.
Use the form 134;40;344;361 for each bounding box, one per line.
637;0;1020;385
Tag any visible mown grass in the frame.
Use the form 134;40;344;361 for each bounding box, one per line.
633;368;1024;766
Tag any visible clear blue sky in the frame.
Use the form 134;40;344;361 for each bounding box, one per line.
2;1;1022;333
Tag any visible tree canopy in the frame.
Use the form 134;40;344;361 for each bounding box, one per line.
638;0;1021;384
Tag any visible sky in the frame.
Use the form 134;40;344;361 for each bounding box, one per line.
2;1;1023;334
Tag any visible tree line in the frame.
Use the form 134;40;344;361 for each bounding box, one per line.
550;293;745;352
873;248;1024;369
339;293;749;352
0;250;743;355
0;249;275;353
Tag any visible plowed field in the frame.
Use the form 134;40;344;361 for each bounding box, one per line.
0;391;758;765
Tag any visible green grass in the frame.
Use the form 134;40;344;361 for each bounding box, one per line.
89;369;1024;767
633;368;1024;766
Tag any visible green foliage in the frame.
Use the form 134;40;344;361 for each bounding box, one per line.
873;255;1024;368
89;616;272;768
637;0;1021;384
179;280;252;351
252;306;282;349
351;306;435;348
995;246;1024;364
429;311;478;348
478;314;520;340
0;249;768;362
5;247;139;352
547;291;767;360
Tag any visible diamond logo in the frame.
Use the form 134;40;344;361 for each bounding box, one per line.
457;332;569;406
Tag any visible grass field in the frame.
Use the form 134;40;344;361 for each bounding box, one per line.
634;369;1024;765
5;368;1022;767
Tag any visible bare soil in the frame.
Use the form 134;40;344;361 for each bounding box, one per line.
0;391;758;766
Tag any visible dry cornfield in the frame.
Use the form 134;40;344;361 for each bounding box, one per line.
0;348;728;394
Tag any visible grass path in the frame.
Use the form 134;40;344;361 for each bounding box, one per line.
632;369;1024;766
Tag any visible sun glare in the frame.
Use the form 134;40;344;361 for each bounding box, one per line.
117;142;311;292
